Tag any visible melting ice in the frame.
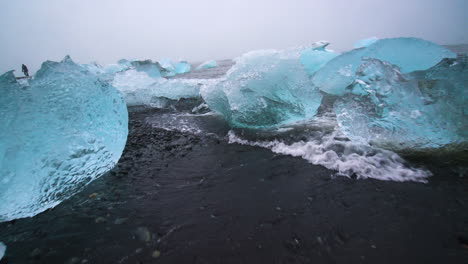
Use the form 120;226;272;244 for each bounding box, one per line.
0;56;128;222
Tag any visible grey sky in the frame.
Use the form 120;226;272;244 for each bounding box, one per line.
1;0;467;74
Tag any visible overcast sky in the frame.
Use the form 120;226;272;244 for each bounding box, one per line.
1;0;467;74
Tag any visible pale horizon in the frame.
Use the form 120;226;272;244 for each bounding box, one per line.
1;0;467;75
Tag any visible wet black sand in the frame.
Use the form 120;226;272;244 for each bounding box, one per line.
1;107;468;264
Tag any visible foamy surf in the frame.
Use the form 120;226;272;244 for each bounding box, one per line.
227;130;431;182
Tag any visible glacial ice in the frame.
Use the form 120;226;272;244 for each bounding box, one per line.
312;37;457;96
131;60;163;78
196;60;217;70
353;37;378;48
201;48;323;128
158;58;175;74
333;57;467;150
113;69;204;107
0;56;128;222
299;43;339;75
174;61;191;74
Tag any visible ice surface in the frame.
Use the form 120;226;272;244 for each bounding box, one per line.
312;37;457;95
0;56;128;221
333;57;467;150
299;43;339;75
201;48;322;128
174;61;191;74
113;69;206;107
196;60;217;70
353;37;378;48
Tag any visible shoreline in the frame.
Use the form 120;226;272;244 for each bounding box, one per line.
0;108;467;263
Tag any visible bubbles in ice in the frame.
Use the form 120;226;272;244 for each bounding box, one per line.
0;56;128;221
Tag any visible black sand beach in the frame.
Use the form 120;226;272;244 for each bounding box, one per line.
0;106;467;264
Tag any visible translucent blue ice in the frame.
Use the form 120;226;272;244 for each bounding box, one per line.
299;43;339;75
353;37;378;48
0;56;128;221
131;60;163;78
312;37;456;96
196;60;217;70
333;57;467;150
174;61;191;74
201;48;322;128
158;58;175;71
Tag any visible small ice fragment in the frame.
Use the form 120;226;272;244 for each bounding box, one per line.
196;60;218;70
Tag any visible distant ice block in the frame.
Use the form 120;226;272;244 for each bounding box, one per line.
0;56;128;222
299;43;339;75
82;61;131;82
196;60;217;70
353;37;379;48
333;57;467;150
113;70;205;107
131;60;163;78
201;48;322;128
312;37;457;96
174;61;191;74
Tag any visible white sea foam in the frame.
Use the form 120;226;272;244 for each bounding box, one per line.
228;130;431;182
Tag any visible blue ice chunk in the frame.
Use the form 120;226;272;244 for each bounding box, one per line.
333;57;466;150
353;37;379;48
299;43;339;75
196;60;217;70
312;37;457;96
0;56;128;222
158;58;175;71
174;61;191;74
201;48;322;128
131;60;162;78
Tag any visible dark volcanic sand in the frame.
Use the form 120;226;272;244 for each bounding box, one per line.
1;107;468;264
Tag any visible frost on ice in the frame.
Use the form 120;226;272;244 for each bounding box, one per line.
0;56;128;222
201;48;323;128
312;37;456;96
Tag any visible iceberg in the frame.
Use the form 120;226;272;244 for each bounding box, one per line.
353;37;379;48
0;56;128;222
312;37;457;96
113;69;204;107
174;61;191;74
333;57;467;150
201;48;323;128
196;60;217;70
